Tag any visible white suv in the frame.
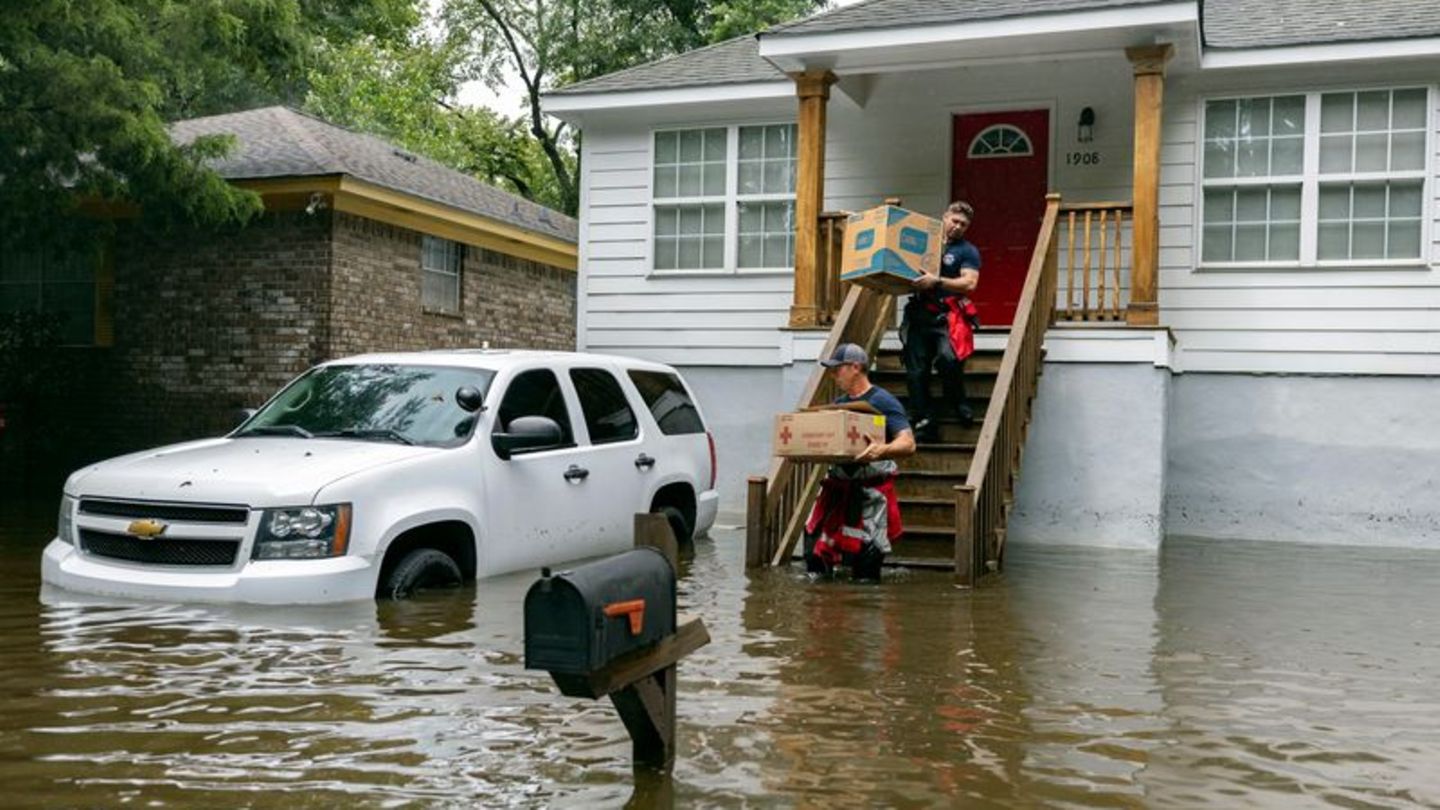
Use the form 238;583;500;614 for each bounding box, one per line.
42;350;719;604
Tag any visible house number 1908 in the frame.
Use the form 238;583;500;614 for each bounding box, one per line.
1066;151;1102;166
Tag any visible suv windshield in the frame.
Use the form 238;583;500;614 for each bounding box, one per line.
237;364;496;447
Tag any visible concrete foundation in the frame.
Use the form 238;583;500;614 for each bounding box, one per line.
685;348;1440;551
1166;374;1440;548
1009;364;1170;550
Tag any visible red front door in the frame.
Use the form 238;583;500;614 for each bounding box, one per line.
951;109;1049;326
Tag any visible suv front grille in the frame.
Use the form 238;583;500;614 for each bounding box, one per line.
79;529;240;567
79;499;250;524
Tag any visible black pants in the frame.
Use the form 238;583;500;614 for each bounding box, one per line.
902;306;968;423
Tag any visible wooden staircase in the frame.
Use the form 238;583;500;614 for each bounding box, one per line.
746;194;1062;585
869;346;998;569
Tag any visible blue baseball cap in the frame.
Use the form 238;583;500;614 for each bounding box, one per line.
820;343;869;368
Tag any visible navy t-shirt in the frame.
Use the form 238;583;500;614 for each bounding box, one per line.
914;238;981;308
837;386;912;442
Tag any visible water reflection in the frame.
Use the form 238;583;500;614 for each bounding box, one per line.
1145;538;1440;808
2;501;1440;807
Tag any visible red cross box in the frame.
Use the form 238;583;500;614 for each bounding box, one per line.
772;405;886;463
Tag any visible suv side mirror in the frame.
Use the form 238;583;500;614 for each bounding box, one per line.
456;386;485;413
492;415;563;460
233;407;257;428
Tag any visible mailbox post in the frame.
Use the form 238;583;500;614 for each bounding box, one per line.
524;514;710;770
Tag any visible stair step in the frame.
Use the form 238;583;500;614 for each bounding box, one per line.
899;498;956;527
896;470;967;499
904;443;974;473
873;373;996;402
876;349;1003;374
893;532;957;561
901;522;960;538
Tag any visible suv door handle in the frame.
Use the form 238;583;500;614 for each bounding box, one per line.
634;453;656;471
563;465;590;482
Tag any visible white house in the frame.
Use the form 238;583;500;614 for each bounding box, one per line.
544;0;1440;552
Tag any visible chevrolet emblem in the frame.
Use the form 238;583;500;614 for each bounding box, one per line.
126;519;168;538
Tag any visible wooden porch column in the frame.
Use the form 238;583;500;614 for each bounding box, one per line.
789;70;837;327
1125;44;1173;327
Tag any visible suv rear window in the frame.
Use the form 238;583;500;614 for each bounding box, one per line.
570;368;639;444
627;370;705;435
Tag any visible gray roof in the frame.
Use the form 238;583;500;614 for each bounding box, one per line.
1203;0;1440;48
171;106;576;244
549;36;785;96
765;0;1168;36
547;0;1440;100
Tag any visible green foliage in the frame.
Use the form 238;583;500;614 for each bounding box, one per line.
304;36;571;211
441;0;826;216
702;0;828;43
0;0;421;249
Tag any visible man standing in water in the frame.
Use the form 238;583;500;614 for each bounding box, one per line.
903;201;981;442
803;343;916;581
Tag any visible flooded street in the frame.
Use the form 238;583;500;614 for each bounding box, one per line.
2;495;1439;808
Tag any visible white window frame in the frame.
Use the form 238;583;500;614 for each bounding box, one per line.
420;234;463;315
648;120;798;277
1195;85;1434;271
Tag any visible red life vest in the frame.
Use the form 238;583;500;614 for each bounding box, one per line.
945;296;978;362
804;473;902;567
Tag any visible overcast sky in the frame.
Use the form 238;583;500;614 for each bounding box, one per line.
456;0;860;116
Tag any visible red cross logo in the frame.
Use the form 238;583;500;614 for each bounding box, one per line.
847;426;862;443
779;426;793;445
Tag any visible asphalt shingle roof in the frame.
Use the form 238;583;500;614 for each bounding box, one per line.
1203;0;1440;48
549;36;785;96
171;106;576;244
765;0;1168;35
546;0;1440;100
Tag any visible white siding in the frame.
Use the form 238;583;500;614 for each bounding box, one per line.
575;54;1440;375
1159;65;1440;375
576;56;1139;368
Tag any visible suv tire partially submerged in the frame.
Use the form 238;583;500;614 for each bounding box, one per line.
382;548;463;599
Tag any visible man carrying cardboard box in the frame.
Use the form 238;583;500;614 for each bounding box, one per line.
803;343;916;580
903;201;982;442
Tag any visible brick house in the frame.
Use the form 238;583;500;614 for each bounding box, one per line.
0;106;578;481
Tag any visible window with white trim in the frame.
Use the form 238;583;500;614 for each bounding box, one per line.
737;124;797;269
652;123;797;272
1200;88;1429;267
421;235;463;314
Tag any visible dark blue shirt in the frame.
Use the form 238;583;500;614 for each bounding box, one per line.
914;238;981;308
837;386;911;442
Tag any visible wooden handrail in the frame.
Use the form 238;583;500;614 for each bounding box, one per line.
1060;202;1132;322
959;193;1063;583
745;259;896;568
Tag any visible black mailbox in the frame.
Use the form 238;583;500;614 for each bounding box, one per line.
524;547;676;678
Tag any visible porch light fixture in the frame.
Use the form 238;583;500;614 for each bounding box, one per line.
1077;107;1096;143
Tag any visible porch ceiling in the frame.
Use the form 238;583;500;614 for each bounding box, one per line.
757;1;1197;76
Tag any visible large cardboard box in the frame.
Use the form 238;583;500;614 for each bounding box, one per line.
772;405;886;463
839;204;944;295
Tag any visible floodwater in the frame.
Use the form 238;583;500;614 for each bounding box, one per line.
2;496;1439;808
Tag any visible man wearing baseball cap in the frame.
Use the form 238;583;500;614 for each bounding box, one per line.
803;343;916;580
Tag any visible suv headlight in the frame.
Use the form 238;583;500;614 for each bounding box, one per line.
57;495;76;545
254;504;352;560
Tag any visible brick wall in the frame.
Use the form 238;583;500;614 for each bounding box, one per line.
14;207;576;481
329;212;576;356
107;210;334;447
